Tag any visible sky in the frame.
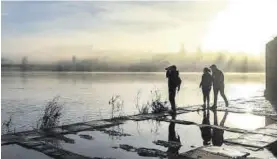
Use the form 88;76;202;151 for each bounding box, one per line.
1;0;277;61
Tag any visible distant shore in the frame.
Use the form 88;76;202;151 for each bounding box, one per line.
1;69;265;74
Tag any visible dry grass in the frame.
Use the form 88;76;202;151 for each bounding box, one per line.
149;89;168;114
2;114;15;134
135;90;150;114
37;96;63;129
135;89;168;114
108;95;124;119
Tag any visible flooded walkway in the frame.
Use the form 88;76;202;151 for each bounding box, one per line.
2;96;277;159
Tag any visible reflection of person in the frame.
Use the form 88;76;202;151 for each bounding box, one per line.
166;65;182;113
200;108;212;145
210;64;229;109
212;110;228;146
199;67;213;108
167;114;181;157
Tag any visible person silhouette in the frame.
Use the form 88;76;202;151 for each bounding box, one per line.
211;109;228;146
210;64;229;109
167;114;181;157
200;108;212;146
166;65;182;113
199;67;213;109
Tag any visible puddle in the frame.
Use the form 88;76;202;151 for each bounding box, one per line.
1;111;268;159
175;110;265;130
226;144;277;159
60;131;153;159
1;144;52;159
51;120;241;158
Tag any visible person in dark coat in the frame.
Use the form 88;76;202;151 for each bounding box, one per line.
166;65;182;113
199;67;213;108
210;64;229;109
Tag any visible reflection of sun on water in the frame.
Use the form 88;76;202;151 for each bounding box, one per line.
202;0;277;55
227;113;265;130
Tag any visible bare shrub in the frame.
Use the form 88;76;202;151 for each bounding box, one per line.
135;89;168;114
108;95;124;119
135;90;150;114
37;96;63;129
149;89;168;113
2;114;15;134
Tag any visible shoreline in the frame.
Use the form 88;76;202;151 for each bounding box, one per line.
2;96;277;159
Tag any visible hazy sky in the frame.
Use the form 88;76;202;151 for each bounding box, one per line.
1;0;277;60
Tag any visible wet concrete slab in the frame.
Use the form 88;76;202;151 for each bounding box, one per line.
84;120;123;129
1;97;277;159
256;127;277;137
127;113;169;121
19;140;45;148
126;105;202;121
224;138;274;149
224;124;277;149
153;140;182;148
17;138;103;159
118;144;167;158
240;134;277;143
159;118;196;125
180;145;250;159
179;105;204;111
136;147;167;158
16;130;45;140
97;128;131;137
43;127;70;135
265;123;277;130
79;134;94;140
1;134;22;145
1;144;53;159
62;123;93;132
224;144;277;158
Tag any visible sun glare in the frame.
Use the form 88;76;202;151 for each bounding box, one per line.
227;113;265;130
202;0;277;55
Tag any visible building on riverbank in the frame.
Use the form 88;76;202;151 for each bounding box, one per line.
265;37;277;100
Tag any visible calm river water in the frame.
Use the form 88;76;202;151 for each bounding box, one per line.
1;71;265;132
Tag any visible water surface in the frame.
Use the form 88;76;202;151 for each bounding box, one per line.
1;72;265;132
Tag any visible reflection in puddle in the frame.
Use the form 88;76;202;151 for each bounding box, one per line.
167;114;181;157
176;110;265;130
1;144;52;159
3;110;270;159
53;114;242;158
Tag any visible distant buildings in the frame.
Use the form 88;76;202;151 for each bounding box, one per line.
265;37;277;100
72;56;77;71
72;56;76;64
21;56;28;71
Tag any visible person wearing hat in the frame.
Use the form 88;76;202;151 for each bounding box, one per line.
199;67;213;108
166;65;182;113
209;64;229;108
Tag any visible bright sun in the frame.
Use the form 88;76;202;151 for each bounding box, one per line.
202;0;277;55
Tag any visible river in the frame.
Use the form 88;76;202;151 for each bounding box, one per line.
1;71;265;133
